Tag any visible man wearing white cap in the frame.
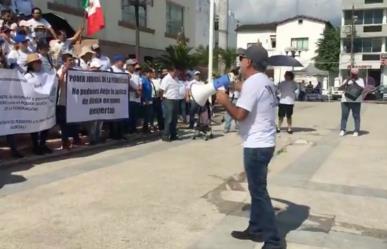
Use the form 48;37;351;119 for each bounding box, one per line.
338;67;365;137
216;45;284;249
90;44;111;71
77;46;95;70
188;71;203;129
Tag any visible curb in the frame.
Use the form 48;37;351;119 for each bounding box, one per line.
0;132;161;168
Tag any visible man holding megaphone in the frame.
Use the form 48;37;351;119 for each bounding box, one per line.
215;45;283;249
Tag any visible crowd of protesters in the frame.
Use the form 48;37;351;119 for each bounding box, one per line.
0;4;207;161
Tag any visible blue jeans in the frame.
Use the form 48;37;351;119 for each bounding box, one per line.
244;147;281;246
224;99;238;132
162;99;179;139
142;103;154;130
340;102;361;132
129;102;140;133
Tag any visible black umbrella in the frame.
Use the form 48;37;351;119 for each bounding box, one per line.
268;55;303;67
42;13;75;37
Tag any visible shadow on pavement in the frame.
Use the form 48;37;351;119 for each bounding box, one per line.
291;127;317;133
272;198;310;238
0;164;32;189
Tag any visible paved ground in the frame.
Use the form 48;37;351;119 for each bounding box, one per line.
0;102;386;249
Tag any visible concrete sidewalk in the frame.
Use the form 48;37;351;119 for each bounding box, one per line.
0;102;386;249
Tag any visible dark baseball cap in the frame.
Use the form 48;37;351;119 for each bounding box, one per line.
238;45;269;68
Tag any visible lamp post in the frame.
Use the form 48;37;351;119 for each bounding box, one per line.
285;47;302;71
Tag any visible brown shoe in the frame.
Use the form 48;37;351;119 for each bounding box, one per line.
62;140;72;150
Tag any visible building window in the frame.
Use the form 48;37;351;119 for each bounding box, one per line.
270;35;276;49
54;0;82;9
121;0;147;27
344;9;383;25
166;2;184;35
344;38;382;53
291;38;309;50
365;0;383;3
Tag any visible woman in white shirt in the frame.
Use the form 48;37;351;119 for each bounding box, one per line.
25;53;53;155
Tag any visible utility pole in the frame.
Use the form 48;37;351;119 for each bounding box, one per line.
350;4;356;67
135;0;140;61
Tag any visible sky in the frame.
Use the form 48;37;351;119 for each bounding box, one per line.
230;0;342;26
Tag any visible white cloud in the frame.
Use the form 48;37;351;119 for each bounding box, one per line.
230;0;342;26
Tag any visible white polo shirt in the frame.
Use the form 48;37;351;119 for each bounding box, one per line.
91;55;111;72
236;72;277;148
25;18;51;31
129;72;142;103
277;80;298;105
6;49;29;73
160;73;180;100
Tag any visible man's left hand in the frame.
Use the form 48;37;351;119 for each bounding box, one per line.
216;91;230;106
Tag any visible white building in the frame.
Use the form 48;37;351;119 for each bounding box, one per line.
236;15;332;85
339;0;387;95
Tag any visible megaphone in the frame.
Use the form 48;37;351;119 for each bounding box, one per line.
191;73;236;106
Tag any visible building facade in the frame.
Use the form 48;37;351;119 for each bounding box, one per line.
236;16;331;85
34;0;210;61
340;0;387;91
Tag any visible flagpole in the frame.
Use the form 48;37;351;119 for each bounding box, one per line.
208;0;215;83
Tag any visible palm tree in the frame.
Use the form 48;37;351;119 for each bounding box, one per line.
157;44;198;71
218;48;237;72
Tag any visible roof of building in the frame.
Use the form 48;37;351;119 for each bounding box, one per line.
235;22;278;32
236;15;332;32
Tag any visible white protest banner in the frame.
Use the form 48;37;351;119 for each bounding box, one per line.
66;70;129;123
0;69;58;136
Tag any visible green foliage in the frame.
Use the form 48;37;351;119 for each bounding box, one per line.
218;48;237;72
314;26;340;73
156;44;198;71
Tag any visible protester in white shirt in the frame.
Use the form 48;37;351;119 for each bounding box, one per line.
26;7;57;39
57;53;82;150
0;8;12;28
0;25;14;56
128;63;142;133
109;54;128;140
90;43;111;71
77;46;95;70
6;33;30;72
216;45;283;249
49;27;82;67
24;53;53;155
12;0;33;17
338;68;365;137
188;71;204;129
160;67;180;141
277;71;298;134
150;69;164;131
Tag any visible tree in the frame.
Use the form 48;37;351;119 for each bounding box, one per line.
314;26;341;74
218;48;237;72
157;44;198;71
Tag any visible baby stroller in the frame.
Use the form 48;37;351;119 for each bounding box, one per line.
192;101;214;141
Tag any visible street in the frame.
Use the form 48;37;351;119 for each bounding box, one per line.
0;102;387;249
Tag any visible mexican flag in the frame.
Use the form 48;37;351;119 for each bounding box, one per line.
82;0;105;36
